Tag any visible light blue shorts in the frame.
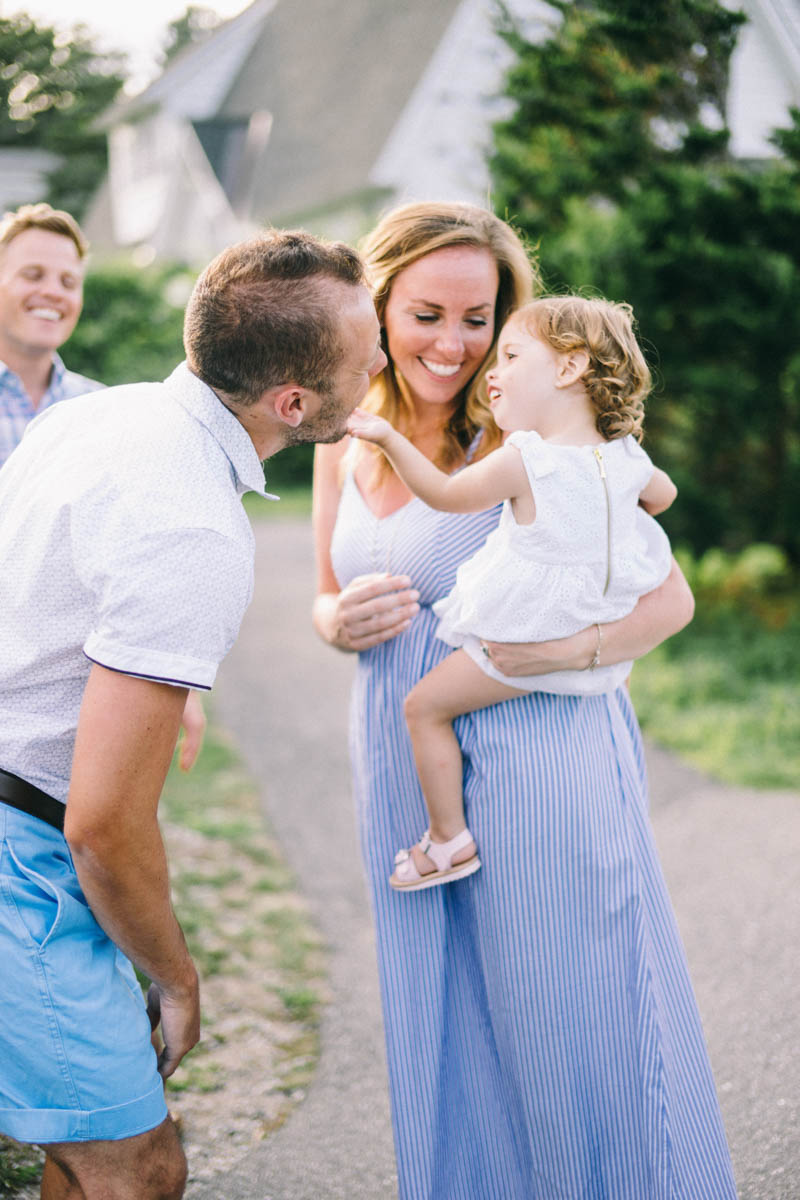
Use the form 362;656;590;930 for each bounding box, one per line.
0;803;168;1143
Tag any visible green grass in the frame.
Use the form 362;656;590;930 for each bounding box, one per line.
160;719;324;1010
277;987;319;1023
157;720;328;1137
631;603;800;789
165;1061;225;1095
243;485;311;520
0;1138;42;1195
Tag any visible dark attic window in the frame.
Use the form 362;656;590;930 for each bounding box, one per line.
193;118;249;197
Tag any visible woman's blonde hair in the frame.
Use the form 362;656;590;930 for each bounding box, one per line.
512;295;651;442
360;202;537;477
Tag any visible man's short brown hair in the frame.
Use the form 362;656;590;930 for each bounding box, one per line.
183;230;367;406
0;203;88;259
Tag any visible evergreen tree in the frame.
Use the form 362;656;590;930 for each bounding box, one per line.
491;1;800;561
0;15;125;218
64;264;188;386
493;0;743;233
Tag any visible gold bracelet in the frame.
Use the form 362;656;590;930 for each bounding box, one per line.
586;622;602;671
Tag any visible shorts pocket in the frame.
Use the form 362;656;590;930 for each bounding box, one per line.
4;841;65;950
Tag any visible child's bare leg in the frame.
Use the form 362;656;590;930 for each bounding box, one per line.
403;649;526;874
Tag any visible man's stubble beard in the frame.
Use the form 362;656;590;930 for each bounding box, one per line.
282;390;352;447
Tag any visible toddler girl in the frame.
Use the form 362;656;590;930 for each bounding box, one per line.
347;295;676;891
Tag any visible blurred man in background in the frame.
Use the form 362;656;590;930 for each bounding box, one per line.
0;202;103;469
0;228;385;1199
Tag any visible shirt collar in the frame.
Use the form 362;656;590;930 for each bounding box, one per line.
46;353;68;404
164;362;277;499
0;352;63;400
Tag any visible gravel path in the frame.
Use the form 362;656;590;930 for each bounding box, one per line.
192;515;800;1200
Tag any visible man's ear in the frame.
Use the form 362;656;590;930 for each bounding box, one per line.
271;384;315;428
555;348;590;388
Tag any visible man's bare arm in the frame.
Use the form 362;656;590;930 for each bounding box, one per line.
64;664;199;1078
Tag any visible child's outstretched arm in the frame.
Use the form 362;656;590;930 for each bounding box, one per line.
640;466;677;516
347;408;530;514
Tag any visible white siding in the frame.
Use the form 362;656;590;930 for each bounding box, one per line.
370;0;553;206
728;0;800;156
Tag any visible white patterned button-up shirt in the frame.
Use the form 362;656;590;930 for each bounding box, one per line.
0;352;103;468
0;362;277;802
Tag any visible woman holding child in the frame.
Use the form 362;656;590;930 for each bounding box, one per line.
312;202;736;1198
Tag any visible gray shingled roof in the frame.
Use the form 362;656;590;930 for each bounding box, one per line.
217;0;463;221
113;0;464;226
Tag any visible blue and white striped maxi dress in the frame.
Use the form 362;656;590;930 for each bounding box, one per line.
330;471;736;1200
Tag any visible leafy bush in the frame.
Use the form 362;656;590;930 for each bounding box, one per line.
63;263;189;386
676;544;796;630
0;14;124;218
631;544;800;786
262;444;314;491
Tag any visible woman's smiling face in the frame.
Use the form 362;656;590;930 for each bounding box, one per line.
382;245;499;414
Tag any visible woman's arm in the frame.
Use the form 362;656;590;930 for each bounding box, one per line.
347;408;528;513
311;441;420;652
484;557;694;676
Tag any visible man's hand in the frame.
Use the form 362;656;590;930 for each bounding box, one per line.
178;690;206;771
147;977;201;1079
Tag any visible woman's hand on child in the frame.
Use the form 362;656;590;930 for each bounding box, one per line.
346;408;394;445
483;625;598;675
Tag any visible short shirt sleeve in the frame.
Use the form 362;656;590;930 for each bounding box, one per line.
82;526;253;690
506;430;556;478
621;435;656;491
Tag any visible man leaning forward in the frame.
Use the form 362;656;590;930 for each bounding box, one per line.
0;230;385;1199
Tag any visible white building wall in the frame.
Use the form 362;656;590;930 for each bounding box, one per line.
727;0;800;156
369;0;554;207
0;148;61;211
108;114;245;261
378;0;800;200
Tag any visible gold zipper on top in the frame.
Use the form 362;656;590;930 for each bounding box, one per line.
593;447;611;596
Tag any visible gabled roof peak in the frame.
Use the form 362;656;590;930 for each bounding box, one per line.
114;0;277;124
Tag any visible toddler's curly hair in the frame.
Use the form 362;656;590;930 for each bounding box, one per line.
512;295;650;442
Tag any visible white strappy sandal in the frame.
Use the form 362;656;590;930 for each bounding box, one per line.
389;828;481;892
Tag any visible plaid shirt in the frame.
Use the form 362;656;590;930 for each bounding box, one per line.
0;354;103;469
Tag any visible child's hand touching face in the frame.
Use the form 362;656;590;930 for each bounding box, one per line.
346;408;395;445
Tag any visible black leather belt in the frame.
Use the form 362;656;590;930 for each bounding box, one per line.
0;768;65;832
